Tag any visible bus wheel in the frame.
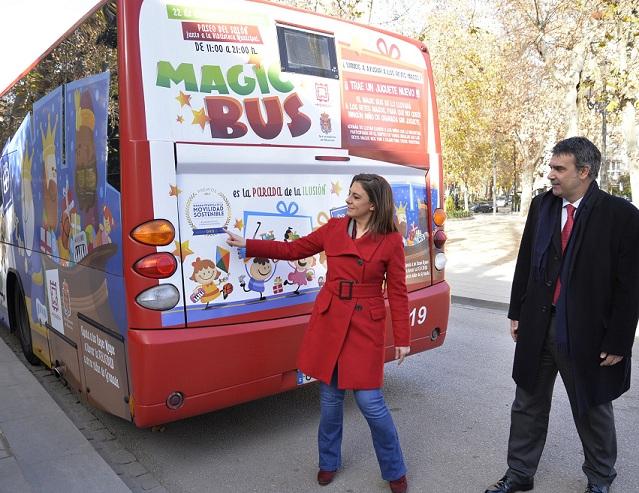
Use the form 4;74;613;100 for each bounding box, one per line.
14;292;41;365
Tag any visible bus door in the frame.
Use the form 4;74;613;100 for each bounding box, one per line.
170;142;433;330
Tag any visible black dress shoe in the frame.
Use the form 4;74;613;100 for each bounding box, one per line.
485;475;534;493
585;483;609;493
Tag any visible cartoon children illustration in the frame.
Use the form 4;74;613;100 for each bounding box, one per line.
239;257;277;301
190;257;229;309
93;204;115;248
283;255;316;294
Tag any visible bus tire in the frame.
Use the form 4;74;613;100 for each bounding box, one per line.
14;291;41;365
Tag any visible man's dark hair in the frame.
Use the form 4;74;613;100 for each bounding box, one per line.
551;137;601;178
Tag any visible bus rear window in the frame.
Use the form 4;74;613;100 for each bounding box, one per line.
277;26;338;79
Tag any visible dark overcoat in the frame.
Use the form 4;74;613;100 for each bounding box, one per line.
247;216;410;389
508;187;639;412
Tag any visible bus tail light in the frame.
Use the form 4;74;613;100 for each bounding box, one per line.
131;219;175;246
434;252;447;271
433;229;447;249
134;253;177;279
433;208;447;226
136;285;180;310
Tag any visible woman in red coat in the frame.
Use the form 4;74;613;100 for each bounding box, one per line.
226;174;410;493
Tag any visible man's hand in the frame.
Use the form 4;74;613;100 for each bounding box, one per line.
600;353;624;366
395;346;410;365
510;319;519;342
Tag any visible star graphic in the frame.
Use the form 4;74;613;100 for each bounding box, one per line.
172;240;194;263
175;91;192;108
234;218;244;231
176;115;184;124
331;181;342;195
191;107;209;130
169;184;182;197
248;54;262;69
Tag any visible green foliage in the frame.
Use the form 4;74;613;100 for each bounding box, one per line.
274;0;365;20
446;209;472;219
445;195;455;211
588;0;639;115
420;13;508;199
0;3;118;147
611;174;632;200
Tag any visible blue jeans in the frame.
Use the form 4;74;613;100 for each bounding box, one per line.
318;372;406;481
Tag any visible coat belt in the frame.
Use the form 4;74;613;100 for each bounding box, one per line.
324;280;383;300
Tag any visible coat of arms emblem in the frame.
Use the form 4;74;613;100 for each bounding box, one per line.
320;113;332;134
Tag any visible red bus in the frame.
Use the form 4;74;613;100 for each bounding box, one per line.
0;0;450;427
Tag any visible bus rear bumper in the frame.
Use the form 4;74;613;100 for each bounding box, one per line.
128;281;450;427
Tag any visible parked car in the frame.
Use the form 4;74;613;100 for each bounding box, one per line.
496;196;509;207
470;202;493;213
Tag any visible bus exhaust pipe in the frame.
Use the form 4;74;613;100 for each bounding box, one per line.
52;365;65;379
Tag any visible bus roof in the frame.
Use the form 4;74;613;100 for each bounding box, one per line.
0;0;103;97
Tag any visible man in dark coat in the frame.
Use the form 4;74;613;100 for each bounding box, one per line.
485;137;639;493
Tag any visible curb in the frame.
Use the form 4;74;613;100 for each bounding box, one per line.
451;295;509;312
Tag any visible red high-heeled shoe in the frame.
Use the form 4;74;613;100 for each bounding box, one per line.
317;469;336;486
389;475;407;493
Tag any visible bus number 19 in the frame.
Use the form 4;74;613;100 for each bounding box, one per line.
410;305;427;326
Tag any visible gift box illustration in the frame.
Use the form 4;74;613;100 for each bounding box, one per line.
272;276;284;294
241;201;322;299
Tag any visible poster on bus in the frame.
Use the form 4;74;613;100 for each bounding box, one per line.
138;0;430;169
62;72;129;416
162;156;430;327
339;42;428;164
139;2;342;147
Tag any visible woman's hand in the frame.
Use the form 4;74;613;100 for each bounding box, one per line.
225;229;246;248
395;346;410;365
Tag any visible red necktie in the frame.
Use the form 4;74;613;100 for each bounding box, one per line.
553;204;576;304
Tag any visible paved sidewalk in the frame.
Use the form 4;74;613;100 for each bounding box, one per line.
445;213;526;309
0;334;130;493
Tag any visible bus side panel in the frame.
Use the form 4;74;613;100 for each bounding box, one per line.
61;73;130;420
2;71;132;420
119;0;165;331
2;114;52;365
1;139;15;326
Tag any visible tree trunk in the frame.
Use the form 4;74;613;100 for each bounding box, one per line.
621;101;638;204
520;163;535;216
462;182;470;211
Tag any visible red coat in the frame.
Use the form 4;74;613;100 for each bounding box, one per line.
247;216;410;389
